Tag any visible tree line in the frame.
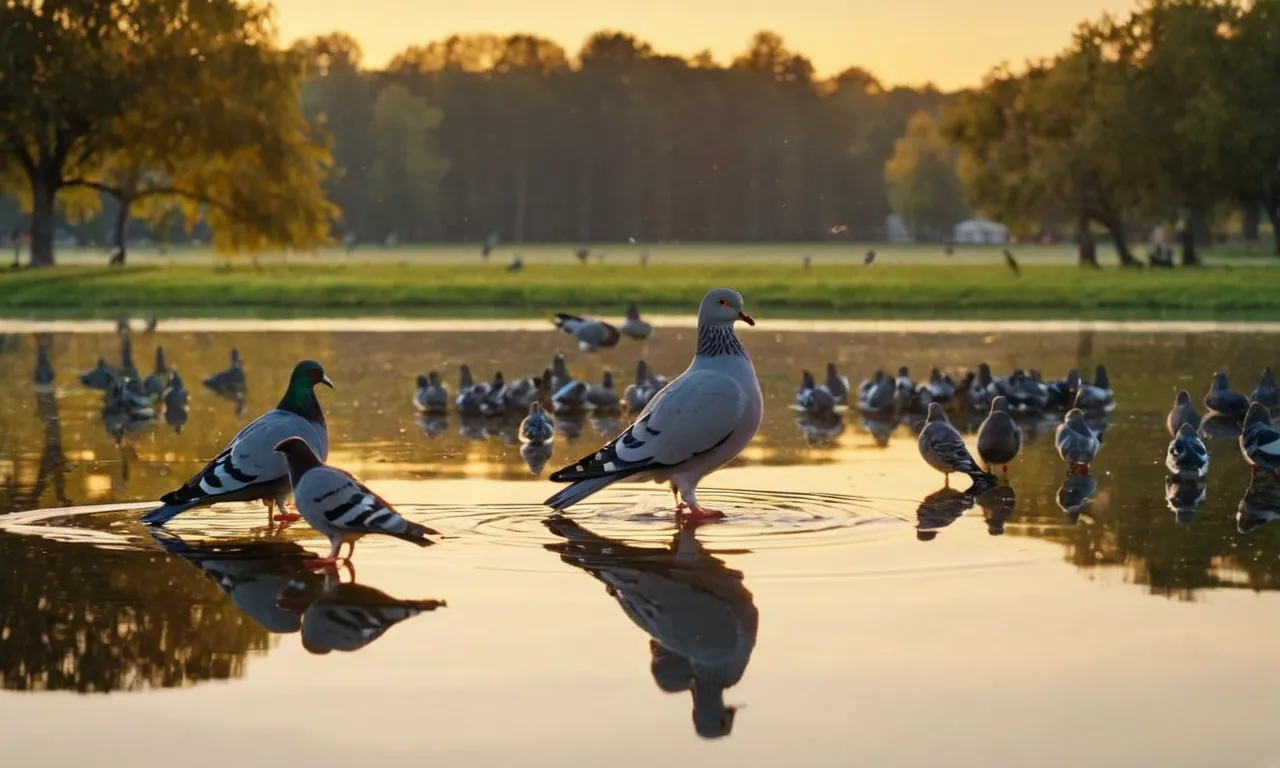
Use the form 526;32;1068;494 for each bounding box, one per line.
1;0;1276;266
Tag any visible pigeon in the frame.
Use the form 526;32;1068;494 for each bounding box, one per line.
480;372;509;416
858;369;885;400
923;368;955;406
550;354;573;393
797;382;837;415
163;370;189;434
520;402;555;445
1055;409;1101;471
1003;248;1020;276
825;363;850;405
864;250;876;265
917;402;995;487
1204;372;1249;418
795;370;816;408
140;360;332;526
1045;369;1080;411
275;436;440;565
858;371;894;414
33;344;54;387
545;288;762;522
967;363;995;412
893;366;917;412
553;313;621;352
1074;365;1114;411
1250;367;1279;408
204;349;246;395
586;371;620;410
501;373;543;412
803;255;812;269
621;303;652;340
119;335;140;383
414;371;449;414
507;256;523;272
1240;402;1280;478
976;396;1022;473
144;315;159;333
624;360;658;412
1166;423;1209;479
454;365;487;416
1237;478;1280;534
552;379;588;413
79;357;115;390
1166;390;1200;436
575;246;590;264
143;346;168;397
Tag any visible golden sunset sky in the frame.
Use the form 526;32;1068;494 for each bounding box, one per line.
270;0;1139;90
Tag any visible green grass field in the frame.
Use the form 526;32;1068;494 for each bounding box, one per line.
4;243;1280;319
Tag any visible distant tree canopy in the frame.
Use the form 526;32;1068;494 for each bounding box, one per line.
944;0;1280;261
884;112;967;239
293;29;956;245
0;0;335;266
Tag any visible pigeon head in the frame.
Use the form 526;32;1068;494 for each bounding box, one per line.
460;364;474;388
529;401;546;416
1245;402;1272;429
1094;365;1110;390
691;683;738;740
289;360;333;390
1174;390;1191;406
635;360;648;383
167;369;184;389
155;346;167;372
1260;367;1277;389
230;348;241;366
916;530;939;542
428;371;441;386
698;288;753;327
990;395;1011;415
925;402;948;423
416;375;429;388
1176;423;1198;440
627;302;640;320
274;436;324;479
801;370;815;389
1212;372;1229;391
1064;409;1090;431
602;370;613;389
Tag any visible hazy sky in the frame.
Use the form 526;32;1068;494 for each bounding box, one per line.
270;0;1139;90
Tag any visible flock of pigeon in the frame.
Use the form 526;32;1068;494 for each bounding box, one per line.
21;287;1280;567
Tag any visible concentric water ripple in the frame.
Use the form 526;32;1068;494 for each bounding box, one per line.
0;487;907;554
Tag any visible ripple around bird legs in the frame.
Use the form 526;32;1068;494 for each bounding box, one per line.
1;488;905;557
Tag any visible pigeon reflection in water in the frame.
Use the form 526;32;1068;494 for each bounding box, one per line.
152;530;446;653
1165;476;1206;526
521;443;554;475
1236;478;1280;534
795;412;845;446
277;570;447;656
915;486;978;541
976;482;1016;536
416;413;448;439
1056;472;1098;524
543;516;757;739
1199;412;1243;440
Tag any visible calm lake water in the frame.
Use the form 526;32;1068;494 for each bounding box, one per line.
2;323;1280;767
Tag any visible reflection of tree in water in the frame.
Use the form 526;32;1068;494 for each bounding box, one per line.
0;530;272;692
544;517;757;739
0;391;72;514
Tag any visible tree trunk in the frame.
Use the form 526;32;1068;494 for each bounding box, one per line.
1098;216;1139;267
1243;206;1260;242
28;172;57;268
113;194;131;266
1179;225;1199;267
1077;216;1099;268
1267;203;1280;257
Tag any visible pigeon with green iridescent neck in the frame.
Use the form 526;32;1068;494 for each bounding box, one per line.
141;360;332;526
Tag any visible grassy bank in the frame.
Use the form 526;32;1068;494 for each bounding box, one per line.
3;261;1280;319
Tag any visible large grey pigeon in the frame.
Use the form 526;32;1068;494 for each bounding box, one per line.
140;360;331;525
545;288;762;522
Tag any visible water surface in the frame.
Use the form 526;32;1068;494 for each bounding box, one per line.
1;326;1279;767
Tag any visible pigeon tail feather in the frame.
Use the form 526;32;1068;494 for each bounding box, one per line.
140;500;200;526
544;475;616;511
390;520;440;548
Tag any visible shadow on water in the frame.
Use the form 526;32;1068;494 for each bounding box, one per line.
544;516;757;739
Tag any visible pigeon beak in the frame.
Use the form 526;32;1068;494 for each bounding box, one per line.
320;375;334;389
737;311;755;326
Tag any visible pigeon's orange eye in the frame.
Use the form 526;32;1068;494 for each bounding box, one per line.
718;298;728;306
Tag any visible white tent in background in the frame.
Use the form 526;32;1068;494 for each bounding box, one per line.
953;218;1009;244
884;214;913;243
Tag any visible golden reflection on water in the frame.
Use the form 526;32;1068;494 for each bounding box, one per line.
3;328;1280;764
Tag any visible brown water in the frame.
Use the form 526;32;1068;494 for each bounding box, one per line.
1;325;1280;767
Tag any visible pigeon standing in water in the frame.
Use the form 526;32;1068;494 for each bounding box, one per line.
621;303;653;340
1166;423;1209;479
1055;409;1101;472
1250;368;1279;408
79;357;115;390
33;344;54;388
143;346;168;397
140;360;332;526
976;396;1022;473
1204;372;1249;418
1166;390;1200;436
204;349;246;395
917;403;995;487
163;370;189;434
545;288;762;522
1241;402;1280;478
274;436;440;567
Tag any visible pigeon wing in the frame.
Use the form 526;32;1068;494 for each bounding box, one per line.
550;369;747;482
161;411;324;505
295;466;434;538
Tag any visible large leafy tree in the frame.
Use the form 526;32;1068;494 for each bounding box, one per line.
0;0;335;266
884;111;966;239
